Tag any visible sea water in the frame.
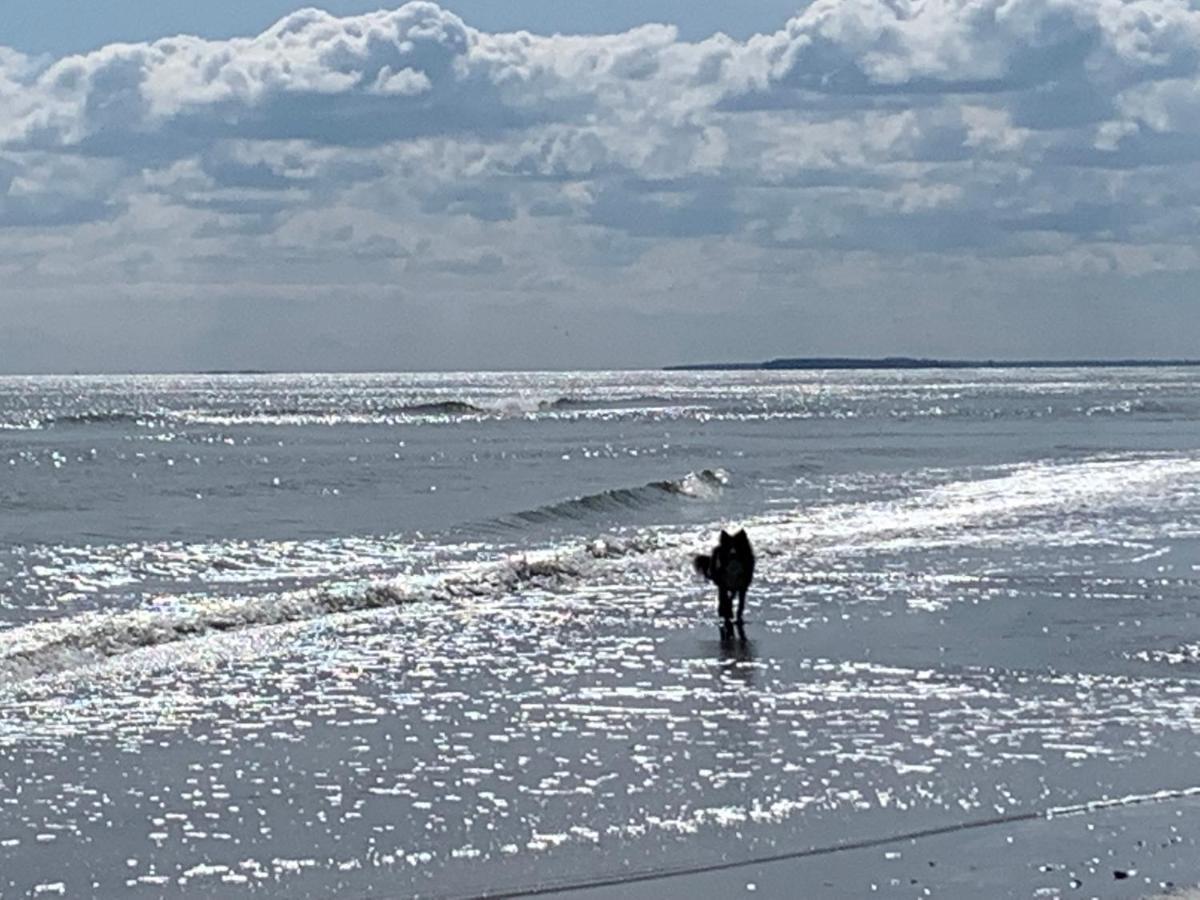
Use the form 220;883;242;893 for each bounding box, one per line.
1;368;1199;896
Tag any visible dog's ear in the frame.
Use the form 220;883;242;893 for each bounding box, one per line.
719;530;732;546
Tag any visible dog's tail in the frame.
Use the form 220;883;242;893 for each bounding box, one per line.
693;554;714;581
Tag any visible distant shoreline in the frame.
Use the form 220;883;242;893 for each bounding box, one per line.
665;357;1200;371
5;359;1200;377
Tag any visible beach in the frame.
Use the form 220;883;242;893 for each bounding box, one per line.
2;368;1200;897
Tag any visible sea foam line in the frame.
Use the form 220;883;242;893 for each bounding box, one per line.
6;454;1197;682
0;529;679;684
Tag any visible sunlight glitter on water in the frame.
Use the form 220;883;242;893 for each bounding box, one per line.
5;369;1200;896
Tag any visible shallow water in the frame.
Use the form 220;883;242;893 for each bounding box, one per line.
2;368;1200;897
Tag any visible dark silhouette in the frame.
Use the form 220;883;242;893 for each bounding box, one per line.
693;529;755;625
667;356;1200;371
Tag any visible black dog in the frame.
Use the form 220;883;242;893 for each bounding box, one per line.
694;529;755;625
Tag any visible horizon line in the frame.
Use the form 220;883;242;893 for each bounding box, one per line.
5;356;1200;378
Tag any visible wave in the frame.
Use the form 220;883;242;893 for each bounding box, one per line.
537;395;678;411
9;388;1195;433
0;583;416;683
490;468;727;528
1078;398;1182;417
211;400;490;418
12;468;726;609
0;470;728;681
392;400;488;416
168;401;495;427
0;532;673;683
5;391;697;432
32;401;497;430
37;411;156;428
8;453;1196;683
175;394;703;427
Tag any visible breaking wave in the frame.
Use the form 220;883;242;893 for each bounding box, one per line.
6;411;158;429
11;396;709;431
391;400;487;416
488;468;727;528
7;452;1197;684
0;531;675;683
537;395;678;411
176;400;493;426
14;400;497;431
51;411;155;426
0;469;727;681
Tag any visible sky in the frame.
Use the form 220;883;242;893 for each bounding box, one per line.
2;0;1200;372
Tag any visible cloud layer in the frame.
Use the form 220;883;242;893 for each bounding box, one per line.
3;0;1200;369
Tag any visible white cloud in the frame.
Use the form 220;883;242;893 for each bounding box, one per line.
3;0;1200;369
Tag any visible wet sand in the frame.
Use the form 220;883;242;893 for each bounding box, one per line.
557;795;1200;899
5;547;1200;899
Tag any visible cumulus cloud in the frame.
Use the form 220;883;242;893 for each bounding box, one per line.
3;0;1200;369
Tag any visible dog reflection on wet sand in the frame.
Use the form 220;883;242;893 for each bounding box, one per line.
717;623;756;686
693;528;755;626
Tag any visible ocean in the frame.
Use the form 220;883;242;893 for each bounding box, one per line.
2;368;1200;897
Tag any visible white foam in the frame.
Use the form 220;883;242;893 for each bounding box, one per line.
748;454;1200;555
6;453;1195;683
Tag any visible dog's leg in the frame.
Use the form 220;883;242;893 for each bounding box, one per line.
736;590;746;625
718;586;731;622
